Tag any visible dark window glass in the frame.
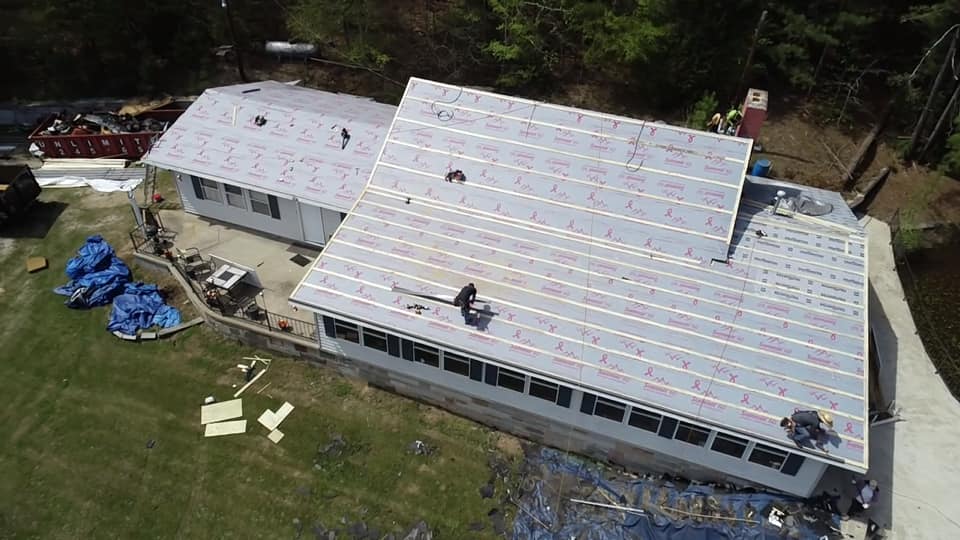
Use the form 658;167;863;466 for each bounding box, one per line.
443;352;470;376
529;377;559;403
362;327;388;352
781;453;805;476
334;319;359;343
580;393;597;415
401;339;414;361
557;386;572;408
711;433;749;458
748;444;788;470
628;409;662;433
658;417;678;438
322;316;336;338
413;343;439;367
484;364;498;385
498;367;525;393
593;397;626;423
470;359;484;381
675;422;711;447
387;335;400;357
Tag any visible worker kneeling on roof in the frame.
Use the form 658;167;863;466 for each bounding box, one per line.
453;283;477;321
780;409;836;453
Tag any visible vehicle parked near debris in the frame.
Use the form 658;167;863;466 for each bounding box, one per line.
0;166;41;227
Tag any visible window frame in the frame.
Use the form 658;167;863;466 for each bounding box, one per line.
710;433;749;459
333;319;359;343
412;342;440;367
497;366;526;393
627;408;662;433
748;443;789;471
674;421;711;447
592;396;626;423
361;327;388;353
199;178;223;203
224;184;246;209
529;377;559;403
442;351;471;377
248;189;271;216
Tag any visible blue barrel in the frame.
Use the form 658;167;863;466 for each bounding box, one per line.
752;159;772;177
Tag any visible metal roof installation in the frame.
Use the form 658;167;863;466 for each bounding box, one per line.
143;81;397;211
290;78;869;471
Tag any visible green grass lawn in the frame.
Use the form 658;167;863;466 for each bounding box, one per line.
0;188;516;539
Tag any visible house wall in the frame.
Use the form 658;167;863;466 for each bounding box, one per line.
314;313;829;497
173;173;303;242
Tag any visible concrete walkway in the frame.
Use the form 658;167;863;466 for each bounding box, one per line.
832;217;960;539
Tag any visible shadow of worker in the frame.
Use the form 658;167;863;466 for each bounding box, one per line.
470;304;498;331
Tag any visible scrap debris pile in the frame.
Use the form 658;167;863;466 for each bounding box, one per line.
511;448;842;540
38;112;167;137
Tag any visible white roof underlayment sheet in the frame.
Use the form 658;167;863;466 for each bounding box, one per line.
142;81;397;211
291;78;869;470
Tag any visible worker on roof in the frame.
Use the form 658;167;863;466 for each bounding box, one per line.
707;113;723;133
724;107;743;135
780;410;834;452
453;283;477;321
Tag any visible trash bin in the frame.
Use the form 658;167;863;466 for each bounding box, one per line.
752;159;772;177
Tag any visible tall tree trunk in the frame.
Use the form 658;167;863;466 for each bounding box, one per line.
842;100;894;191
908;28;958;159
920;81;960;159
733;10;767;105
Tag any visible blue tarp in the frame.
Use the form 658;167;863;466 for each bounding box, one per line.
54;235;181;334
107;283;181;335
512;449;840;540
54;235;132;308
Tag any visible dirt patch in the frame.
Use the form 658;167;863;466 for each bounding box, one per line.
420;405;452;425
494;433;524;460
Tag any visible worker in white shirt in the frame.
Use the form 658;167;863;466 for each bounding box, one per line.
842;478;879;520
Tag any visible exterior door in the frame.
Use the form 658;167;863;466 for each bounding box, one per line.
299;202;326;245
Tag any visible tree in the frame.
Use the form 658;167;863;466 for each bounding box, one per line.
288;0;391;69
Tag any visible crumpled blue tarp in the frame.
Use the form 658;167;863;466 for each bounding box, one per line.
107;283;182;335
54;235;132;308
512;448;840;540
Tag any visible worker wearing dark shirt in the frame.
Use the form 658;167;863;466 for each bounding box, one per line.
781;410;833;451
453;283;477;319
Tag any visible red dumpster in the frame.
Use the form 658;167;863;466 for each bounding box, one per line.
28;108;185;159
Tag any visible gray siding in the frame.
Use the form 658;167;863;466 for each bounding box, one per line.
174;173;303;241
316;313;827;497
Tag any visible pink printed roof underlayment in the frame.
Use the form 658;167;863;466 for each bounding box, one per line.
290;78;869;471
143;81;396;212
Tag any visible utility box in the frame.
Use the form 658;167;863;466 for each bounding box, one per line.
736;88;768;141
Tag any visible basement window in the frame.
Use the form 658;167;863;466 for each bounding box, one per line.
497;367;526;393
413;343;440;367
675;421;711;447
361;327;388;353
593;396;626;423
711;433;749;459
748;444;788;470
443;351;471;377
334;319;359;343
628;408;662;433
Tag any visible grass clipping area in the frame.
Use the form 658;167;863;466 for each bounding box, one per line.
0;188;516;539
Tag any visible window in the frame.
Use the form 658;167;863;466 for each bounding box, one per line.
497;367;526;393
594;397;626;423
470;359;484;381
413;343;439;367
529;377;559;403
780;454;805;476
443;352;471;377
748;444;788;470
658;417;679;438
334;319;359;343
249;190;271;215
628;408;662;433
674;421;711;447
362;327;388;353
200;178;222;203
711;433;749;458
224;184;245;208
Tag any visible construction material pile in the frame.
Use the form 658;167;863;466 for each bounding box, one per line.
38;112;166;137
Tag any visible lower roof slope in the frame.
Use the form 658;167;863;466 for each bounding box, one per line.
290;79;869;471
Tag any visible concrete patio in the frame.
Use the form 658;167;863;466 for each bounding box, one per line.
158;209;319;324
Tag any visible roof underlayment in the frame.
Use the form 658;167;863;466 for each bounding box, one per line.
290;78;869;471
142;81;396;211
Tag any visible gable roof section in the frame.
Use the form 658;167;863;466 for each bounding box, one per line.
143;81;396;211
290;78;869;471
